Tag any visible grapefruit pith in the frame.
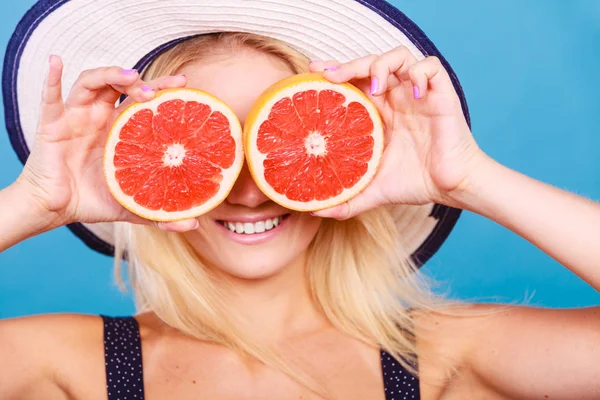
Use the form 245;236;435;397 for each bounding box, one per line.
244;73;384;211
103;89;244;221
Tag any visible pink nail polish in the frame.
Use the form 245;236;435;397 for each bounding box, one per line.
309;60;318;64
413;86;420;99
141;85;153;92
325;67;339;72
121;69;137;75
310;212;317;216
370;77;379;95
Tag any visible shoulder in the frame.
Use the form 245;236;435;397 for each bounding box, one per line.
410;304;518;395
412;304;600;396
0;313;106;399
414;303;600;344
411;303;575;364
0;312;104;351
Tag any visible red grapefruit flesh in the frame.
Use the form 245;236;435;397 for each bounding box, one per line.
104;89;244;221
244;73;384;211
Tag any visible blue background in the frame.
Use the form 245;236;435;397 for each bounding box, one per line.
1;1;599;318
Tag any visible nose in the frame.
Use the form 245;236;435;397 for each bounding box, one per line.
225;162;270;208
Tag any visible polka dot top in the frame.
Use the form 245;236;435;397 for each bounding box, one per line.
101;316;420;400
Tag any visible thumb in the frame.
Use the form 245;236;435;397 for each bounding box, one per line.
311;194;374;220
155;219;200;232
123;212;200;232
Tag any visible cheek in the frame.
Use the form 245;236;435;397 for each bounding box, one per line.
182;217;219;254
296;214;322;241
282;214;322;257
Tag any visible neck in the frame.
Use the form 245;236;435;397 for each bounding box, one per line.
215;252;328;343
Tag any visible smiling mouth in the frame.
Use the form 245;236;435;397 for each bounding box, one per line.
217;214;291;235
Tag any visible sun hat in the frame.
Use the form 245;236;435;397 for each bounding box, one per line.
3;0;468;266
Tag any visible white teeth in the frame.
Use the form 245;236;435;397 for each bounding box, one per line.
254;221;266;233
222;217;284;235
243;222;255;235
265;219;274;230
235;222;244;234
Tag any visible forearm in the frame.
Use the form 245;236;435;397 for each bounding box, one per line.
450;156;600;290
0;182;58;252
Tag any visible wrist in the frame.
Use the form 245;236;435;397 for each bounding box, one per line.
10;178;67;233
440;153;502;212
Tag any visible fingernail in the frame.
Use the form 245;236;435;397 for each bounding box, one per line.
310;212;316;216
325;67;339;72
141;85;153;92
121;69;137;75
370;77;379;95
176;74;186;77
413;86;420;99
309;59;318;64
193;220;200;229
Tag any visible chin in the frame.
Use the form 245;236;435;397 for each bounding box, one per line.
215;256;294;281
184;211;322;281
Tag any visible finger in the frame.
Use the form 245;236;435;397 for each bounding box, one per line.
65;66;147;108
311;203;352;220
101;76;158;104
151;74;188;90
123;213;199;232
409;56;449;100
369;46;418;96
156;219;200;233
308;59;341;73
311;193;375;220
39;55;65;125
115;74;188;110
322;54;378;84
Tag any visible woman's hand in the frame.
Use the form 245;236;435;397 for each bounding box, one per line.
309;47;488;219
15;56;198;232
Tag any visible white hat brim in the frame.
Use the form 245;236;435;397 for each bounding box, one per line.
3;0;466;266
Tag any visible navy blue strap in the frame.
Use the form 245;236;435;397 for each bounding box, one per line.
102;316;145;400
381;350;421;399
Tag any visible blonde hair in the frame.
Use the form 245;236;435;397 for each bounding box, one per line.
115;32;443;395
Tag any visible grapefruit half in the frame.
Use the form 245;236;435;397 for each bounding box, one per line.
244;73;384;211
104;89;244;221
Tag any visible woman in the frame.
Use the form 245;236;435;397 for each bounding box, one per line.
1;0;599;399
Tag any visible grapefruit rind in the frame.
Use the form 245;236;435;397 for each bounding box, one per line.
244;73;384;212
103;88;244;222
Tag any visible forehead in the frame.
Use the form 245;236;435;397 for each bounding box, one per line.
176;52;294;124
